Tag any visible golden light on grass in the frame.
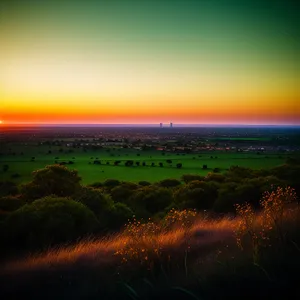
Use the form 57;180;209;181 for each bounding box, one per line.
3;196;299;276
3;210;235;273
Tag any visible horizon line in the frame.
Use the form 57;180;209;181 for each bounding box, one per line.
1;123;300;128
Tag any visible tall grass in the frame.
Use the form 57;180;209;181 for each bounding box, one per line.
1;188;299;299
2;209;235;274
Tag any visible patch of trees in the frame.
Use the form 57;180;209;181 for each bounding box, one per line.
2;196;99;250
21;165;81;201
181;174;205;183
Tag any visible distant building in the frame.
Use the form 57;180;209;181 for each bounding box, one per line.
160;123;163;128
170;122;173;128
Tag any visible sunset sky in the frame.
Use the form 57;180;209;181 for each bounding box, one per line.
0;0;299;125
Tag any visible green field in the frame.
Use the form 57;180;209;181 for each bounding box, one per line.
0;143;291;184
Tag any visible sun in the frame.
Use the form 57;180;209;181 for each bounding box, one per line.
0;120;2;124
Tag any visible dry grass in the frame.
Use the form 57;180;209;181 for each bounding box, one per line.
2;188;298;278
2;210;236;275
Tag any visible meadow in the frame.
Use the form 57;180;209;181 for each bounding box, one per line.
0;143;290;184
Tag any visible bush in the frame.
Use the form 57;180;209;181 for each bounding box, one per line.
128;187;174;217
3;196;99;249
138;181;151;186
159;178;181;188
111;185;136;204
174;180;219;210
21;165;81;201
106;202;134;229
88;182;103;188
103;179;121;189
181;174;205;183
73;186;113;218
205;172;226;183
0;196;25;212
0;181;19;197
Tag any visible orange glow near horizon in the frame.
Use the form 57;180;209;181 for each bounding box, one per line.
1;0;299;126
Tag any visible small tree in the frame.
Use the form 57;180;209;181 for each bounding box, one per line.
176;163;182;169
2;164;9;172
159;179;181;188
181;174;205;183
21;165;81;201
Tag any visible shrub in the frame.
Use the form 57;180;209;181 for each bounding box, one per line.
174;181;218;210
138;181;151;186
88;182;103;188
111;185;136;204
181;174;205;183
0;181;19;197
128;187;174;217
3;196;99;249
73;186;113;217
103;179;121;189
159;178;181;188
205;172;226;183
106;202;134;229
0;196;25;212
21;165;81;201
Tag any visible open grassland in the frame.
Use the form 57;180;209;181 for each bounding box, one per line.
0;144;293;184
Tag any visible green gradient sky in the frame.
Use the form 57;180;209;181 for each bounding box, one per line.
0;0;299;124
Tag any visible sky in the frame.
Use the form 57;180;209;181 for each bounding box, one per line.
0;0;299;125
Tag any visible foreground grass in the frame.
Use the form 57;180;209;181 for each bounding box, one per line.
1;202;299;299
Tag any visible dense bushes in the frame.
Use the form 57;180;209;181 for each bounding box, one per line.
111;183;138;203
3;196;99;250
158;178;181;188
0;196;25;212
181;174;205;183
106;202;134;229
73;186;113;215
21;165;81;201
0;163;299;258
128;186;174;218
174;180;219;210
0;181;19;197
